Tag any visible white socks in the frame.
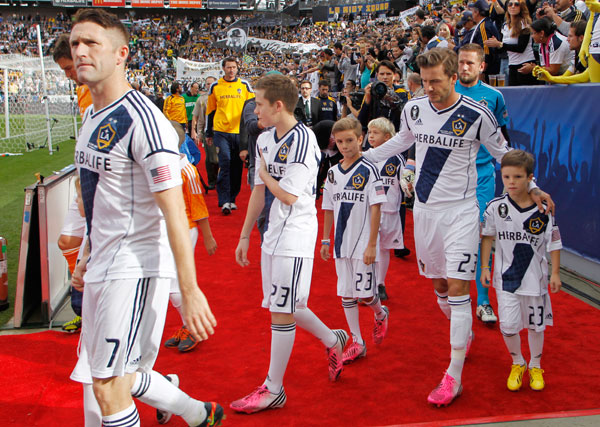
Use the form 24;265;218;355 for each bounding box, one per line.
101;403;139;427
528;329;544;369
342;299;363;345
265;322;296;394
376;249;390;287
502;332;526;366
365;295;386;320
435;290;451;320
447;295;472;382
131;371;206;426
83;383;102;427
169;292;185;324
294;307;337;348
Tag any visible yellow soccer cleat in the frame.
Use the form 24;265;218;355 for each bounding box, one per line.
507;364;527;391
529;367;545;391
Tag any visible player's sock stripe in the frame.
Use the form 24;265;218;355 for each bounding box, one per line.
131;372;150;398
366;295;380;306
102;406;139;426
448;297;471;305
271;322;296;332
342;299;358;308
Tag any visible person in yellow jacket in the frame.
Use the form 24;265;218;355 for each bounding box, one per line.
206;57;255;214
163;82;187;129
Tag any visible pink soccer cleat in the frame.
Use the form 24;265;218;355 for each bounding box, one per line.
327;329;349;381
230;385;286;414
427;371;463;407
373;306;389;345
342;341;367;365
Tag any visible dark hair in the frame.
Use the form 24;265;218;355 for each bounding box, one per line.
375;60;397;74
53;33;72;62
416;47;458;78
222;56;238;67
501;150;535;175
318;79;330;88
416;9;426;19
72;8;129;45
170;82;181;94
531;18;557;36
254;74;298;113
571;20;587;37
421;25;436;41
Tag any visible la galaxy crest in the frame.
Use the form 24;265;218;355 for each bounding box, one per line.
327;169;336;184
525;216;546;235
410;105;419;120
385;163;397;176
97;123;116;150
479;99;488;108
451;118;467;136
278;142;290;162
352;173;365;190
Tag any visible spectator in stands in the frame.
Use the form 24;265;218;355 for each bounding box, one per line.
454;11;477;51
485;0;539;85
154;90;164;111
523;18;573;77
537;0;587;36
407;72;425;97
163;82;187;130
468;0;503;81
422;25;450;52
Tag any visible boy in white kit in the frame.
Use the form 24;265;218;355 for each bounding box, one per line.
320;117;390;365
233;74;348;414
366;117;409;301
481;150;562;392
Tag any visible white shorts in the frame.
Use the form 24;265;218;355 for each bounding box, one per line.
261;250;313;313
61;198;86;237
497;291;554;335
335;258;378;299
70;277;171;384
413;201;479;280
379;212;404;250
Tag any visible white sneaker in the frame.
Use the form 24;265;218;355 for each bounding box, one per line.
476;304;498;324
156;374;179;424
230;202;238;210
221;203;231;215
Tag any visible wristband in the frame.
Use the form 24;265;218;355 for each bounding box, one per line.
405;164;415;172
321;240;330;245
481;266;491;269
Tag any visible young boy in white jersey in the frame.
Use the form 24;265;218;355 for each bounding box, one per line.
164;122;217;354
366;117;410;301
232;73;348;414
481;150;562;392
320;117;390;365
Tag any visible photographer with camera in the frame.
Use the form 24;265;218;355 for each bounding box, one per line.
358;60;410;133
339;80;362;119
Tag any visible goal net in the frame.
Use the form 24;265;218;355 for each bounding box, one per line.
0;53;79;154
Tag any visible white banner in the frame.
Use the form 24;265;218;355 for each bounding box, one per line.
175;58;224;83
246;37;324;54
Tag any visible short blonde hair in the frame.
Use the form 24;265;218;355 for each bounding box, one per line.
367;117;395;139
332;117;362;138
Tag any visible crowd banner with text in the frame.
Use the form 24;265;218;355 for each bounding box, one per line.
208;0;240;8
497;84;600;264
175;58;223;84
328;1;390;19
170;0;202;6
51;0;87;6
92;0;125;6
131;0;164;6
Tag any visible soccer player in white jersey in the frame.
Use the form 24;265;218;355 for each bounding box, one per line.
367;117;410;301
481;150;562;392
320;117;390;365
233;74;348;414
362;48;554;406
68;9;222;427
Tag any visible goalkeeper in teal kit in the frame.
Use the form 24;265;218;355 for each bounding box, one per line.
455;44;510;324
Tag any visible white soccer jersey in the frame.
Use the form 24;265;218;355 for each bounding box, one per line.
322;157;388;260
75;89;182;283
363;95;510;210
482;194;562;296
254;122;321;258
375;154;405;213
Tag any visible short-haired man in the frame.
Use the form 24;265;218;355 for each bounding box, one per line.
316;79;338;122
406;72;424;97
294;80;319;126
468;0;502;80
69;8;221;426
183;81;200;136
421;25;449;52
206;57;255;215
362;48;553;406
192;76;219;189
454;11;477;51
455;43;511;325
53;32;92;333
163;81;187;129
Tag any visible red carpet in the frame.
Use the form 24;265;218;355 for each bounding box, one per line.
1;170;599;426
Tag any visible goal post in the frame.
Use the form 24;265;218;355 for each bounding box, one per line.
0;39;79;154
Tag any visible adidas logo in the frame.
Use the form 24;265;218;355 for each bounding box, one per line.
505;215;512;221
415;118;423;126
545;312;553;320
